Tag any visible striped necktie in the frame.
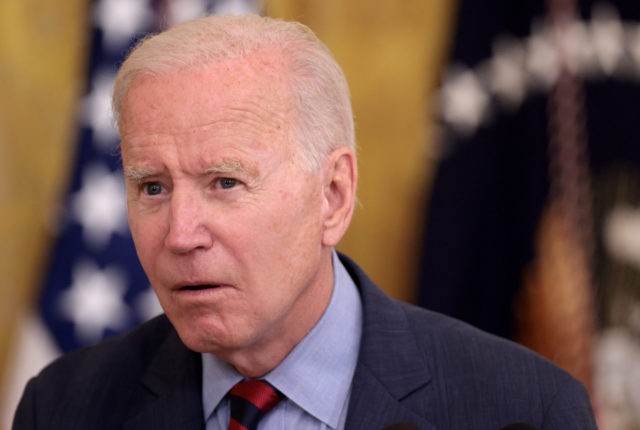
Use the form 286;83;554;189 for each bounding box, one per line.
228;379;284;430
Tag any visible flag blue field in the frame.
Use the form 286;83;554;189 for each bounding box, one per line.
419;0;640;427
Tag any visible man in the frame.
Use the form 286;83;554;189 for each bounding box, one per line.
13;14;596;430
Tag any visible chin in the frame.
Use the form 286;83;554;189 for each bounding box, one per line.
170;315;239;354
174;326;221;353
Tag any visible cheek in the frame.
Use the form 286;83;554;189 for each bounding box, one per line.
262;191;324;265
129;212;166;267
288;186;324;236
262;194;317;242
223;198;315;276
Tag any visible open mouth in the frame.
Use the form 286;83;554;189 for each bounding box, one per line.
179;284;220;291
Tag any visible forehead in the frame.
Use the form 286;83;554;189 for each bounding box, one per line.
119;51;294;144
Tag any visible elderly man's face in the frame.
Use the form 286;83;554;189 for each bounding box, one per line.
119;54;337;369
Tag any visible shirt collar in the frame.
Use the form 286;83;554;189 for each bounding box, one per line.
201;251;363;428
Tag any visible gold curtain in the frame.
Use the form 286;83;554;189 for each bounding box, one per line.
266;0;455;301
0;0;88;387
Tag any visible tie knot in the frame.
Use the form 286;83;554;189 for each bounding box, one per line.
229;380;284;430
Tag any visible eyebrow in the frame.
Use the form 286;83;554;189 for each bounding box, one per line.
123;158;259;183
205;158;259;179
124;166;155;182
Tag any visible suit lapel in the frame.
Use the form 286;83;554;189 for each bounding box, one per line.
124;328;205;430
347;365;436;430
122;256;435;430
341;254;437;430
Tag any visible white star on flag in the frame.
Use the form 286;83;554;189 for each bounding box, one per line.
490;37;527;109
213;0;257;15
135;287;163;321
58;261;131;344
71;163;129;249
591;3;624;75
526;26;558;90
604;205;640;270
166;0;209;25
441;68;490;136
563;21;599;77
94;0;153;51
81;69;119;150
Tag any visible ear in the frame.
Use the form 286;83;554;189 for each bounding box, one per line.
321;147;358;247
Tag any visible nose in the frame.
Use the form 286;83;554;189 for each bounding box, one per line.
164;190;214;254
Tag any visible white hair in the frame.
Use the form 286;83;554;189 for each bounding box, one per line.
112;14;355;171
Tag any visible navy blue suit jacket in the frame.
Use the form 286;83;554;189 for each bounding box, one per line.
13;254;597;429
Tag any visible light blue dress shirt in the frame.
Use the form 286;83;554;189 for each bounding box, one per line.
201;251;363;429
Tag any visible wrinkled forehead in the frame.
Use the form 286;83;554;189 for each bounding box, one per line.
116;57;306;177
119;52;295;139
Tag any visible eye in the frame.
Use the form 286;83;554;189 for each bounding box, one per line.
218;178;238;189
143;182;164;195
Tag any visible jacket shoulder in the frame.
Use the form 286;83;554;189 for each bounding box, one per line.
400;303;596;428
13;315;183;430
39;314;173;378
339;253;596;429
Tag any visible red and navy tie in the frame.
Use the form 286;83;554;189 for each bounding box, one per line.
228;379;284;430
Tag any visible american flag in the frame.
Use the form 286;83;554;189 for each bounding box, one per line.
418;0;640;427
2;0;259;426
42;0;260;354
